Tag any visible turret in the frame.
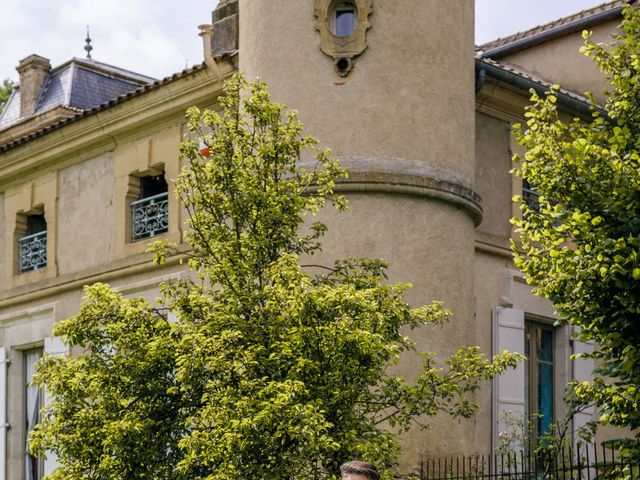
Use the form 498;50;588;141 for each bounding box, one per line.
235;0;480;467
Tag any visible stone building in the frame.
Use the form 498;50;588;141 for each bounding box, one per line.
0;1;627;478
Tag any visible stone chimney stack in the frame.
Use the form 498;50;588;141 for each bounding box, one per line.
211;0;239;57
16;54;51;117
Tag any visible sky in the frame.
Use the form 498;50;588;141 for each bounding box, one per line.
0;0;611;83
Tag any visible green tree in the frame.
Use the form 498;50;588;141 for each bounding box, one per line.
33;75;521;480
512;4;640;451
0;78;14;112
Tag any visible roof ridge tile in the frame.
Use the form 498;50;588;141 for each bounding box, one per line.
479;0;627;55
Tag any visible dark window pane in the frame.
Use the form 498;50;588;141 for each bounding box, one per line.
139;174;167;199
537;363;553;436
538;327;553;362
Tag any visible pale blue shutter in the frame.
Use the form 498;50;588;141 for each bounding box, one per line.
571;326;595;446
43;337;68;477
0;347;7;480
492;307;526;450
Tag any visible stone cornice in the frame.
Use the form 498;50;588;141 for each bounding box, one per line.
0;66;228;190
325;157;483;226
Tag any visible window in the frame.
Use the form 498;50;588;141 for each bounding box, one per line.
24;348;43;480
331;2;357;36
522;179;540;213
130;173;169;242
18;213;47;274
525;320;554;440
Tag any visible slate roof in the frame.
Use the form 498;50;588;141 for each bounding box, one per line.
0;62;208;152
0;57;155;131
479;0;629;58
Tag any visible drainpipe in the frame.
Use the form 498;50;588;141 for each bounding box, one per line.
475;64;486;94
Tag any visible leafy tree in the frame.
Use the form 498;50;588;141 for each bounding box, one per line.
0;78;14;112
512;4;640;452
33;74;522;480
31;286;185;480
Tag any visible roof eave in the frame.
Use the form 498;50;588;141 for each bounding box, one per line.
475;57;605;120
482;3;626;59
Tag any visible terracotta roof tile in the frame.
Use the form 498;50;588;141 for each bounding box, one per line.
476;53;594;106
479;0;628;57
0;62;208;152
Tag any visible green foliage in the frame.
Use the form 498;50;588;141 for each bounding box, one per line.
31;284;184;480
34;74;522;480
0;78;13;112
512;4;640;450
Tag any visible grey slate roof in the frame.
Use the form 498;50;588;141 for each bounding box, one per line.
0;57;155;131
0;88;22;129
0;62;208;152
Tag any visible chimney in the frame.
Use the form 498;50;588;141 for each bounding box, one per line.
16;54;51;117
211;0;239;57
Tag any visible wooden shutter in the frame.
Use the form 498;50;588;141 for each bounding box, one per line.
571;326;595;446
0;347;7;480
43;337;69;477
492;307;526;450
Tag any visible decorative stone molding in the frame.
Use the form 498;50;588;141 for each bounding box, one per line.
4;172;58;287
314;0;373;76
301;156;483;226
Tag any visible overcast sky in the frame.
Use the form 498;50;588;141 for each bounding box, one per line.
0;0;611;82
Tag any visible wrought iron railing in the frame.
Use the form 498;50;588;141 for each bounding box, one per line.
131;192;169;241
18;231;47;273
523;186;540;213
420;440;640;480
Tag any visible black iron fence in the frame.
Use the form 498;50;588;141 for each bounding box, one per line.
420;441;640;480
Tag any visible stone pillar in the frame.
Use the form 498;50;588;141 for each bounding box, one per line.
16;54;51;118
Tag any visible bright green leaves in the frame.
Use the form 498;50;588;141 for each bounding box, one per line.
30;284;183;480
512;4;640;448
35;75;521;480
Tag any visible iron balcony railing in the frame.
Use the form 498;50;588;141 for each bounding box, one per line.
18;231;47;274
131;192;169;241
522;187;541;213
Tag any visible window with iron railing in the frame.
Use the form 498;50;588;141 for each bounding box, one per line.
131;174;168;242
522;179;540;213
18;214;47;274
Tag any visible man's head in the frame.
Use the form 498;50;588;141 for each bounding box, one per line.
340;460;380;480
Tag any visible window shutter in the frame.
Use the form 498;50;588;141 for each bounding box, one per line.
43;337;69;477
0;347;7;480
571;326;595;445
492;307;526;450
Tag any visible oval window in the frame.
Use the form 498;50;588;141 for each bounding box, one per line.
332;2;357;37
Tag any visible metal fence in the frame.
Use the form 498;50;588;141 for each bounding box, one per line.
420;441;640;480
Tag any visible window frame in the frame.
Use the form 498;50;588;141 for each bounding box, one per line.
23;347;44;480
16;212;48;274
330;2;358;37
129;173;169;242
525;319;555;443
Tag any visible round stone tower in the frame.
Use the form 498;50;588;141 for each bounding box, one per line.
234;0;480;467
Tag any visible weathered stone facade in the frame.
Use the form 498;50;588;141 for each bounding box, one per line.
0;1;627;478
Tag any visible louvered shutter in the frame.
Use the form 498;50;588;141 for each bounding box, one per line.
0;347;7;480
43;337;69;476
571;326;595;445
492;307;526;450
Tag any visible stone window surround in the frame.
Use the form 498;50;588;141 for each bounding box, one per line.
3;172;58;288
114;125;182;260
314;0;373;76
